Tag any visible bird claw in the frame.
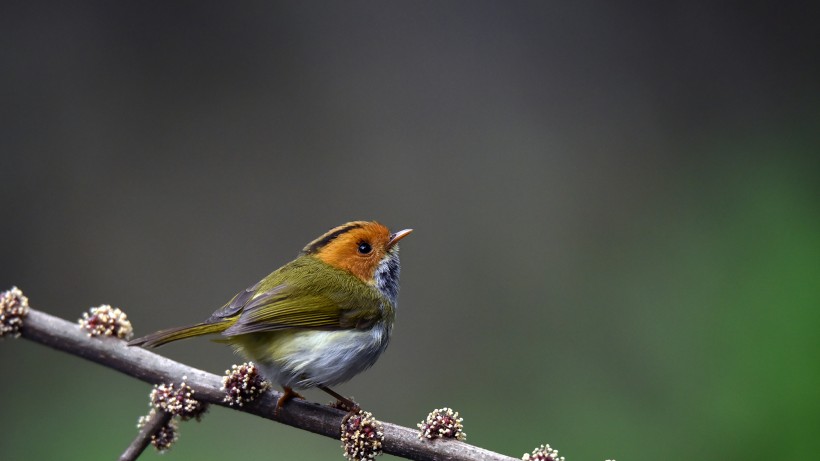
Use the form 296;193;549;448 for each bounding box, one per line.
317;384;361;422
329;398;358;412
274;386;305;417
329;399;362;423
342;404;362;424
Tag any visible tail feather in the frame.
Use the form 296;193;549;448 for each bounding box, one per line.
128;319;234;348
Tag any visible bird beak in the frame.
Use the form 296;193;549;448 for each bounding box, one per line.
388;228;413;248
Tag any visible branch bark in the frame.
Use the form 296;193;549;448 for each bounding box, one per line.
17;308;518;461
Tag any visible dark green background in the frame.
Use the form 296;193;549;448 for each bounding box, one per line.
2;2;818;460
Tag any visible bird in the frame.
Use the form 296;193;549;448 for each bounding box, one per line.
128;221;412;414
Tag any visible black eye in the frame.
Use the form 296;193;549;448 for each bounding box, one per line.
357;241;372;254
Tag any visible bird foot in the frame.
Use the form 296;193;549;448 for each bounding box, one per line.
319;384;361;422
329;397;359;412
275;386;305;417
341;404;362;424
330;398;362;424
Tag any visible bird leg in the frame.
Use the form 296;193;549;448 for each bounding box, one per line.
275;386;305;416
318;384;360;422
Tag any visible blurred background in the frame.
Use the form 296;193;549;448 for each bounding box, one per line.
1;2;818;460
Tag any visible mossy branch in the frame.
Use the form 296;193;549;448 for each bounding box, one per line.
14;306;518;461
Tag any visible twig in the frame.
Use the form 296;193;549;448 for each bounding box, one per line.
17;308;518;461
119;409;173;461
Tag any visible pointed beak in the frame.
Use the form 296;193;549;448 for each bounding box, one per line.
387;228;413;249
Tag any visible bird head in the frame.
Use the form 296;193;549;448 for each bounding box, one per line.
302;221;412;291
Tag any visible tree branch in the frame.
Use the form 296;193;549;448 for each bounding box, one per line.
16;308;518;461
120;409;173;461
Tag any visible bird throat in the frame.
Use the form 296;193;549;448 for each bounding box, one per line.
374;248;401;306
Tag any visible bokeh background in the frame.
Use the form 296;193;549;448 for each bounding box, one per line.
2;2;818;460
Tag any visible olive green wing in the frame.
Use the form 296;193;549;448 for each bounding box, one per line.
210;257;384;337
218;283;376;337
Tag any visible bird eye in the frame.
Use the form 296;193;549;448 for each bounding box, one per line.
357;241;372;254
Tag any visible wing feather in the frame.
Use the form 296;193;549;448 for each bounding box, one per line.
221;284;356;336
211;257;383;338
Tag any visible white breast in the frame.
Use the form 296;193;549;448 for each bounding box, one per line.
256;322;391;389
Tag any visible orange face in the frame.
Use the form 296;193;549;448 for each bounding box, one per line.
302;221;411;283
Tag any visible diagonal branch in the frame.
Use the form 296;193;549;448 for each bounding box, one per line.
17;308;518;461
120;408;173;461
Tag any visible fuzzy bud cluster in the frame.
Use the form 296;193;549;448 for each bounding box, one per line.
522;443;565;461
341;410;384;461
137;409;179;452
138;377;208;453
222;362;271;407
0;286;29;338
417;407;466;441
78;304;133;340
150;377;208;421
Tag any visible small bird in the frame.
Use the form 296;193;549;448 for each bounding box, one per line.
129;221;412;413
